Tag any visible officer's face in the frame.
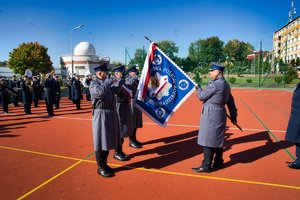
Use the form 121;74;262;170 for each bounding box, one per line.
96;71;107;80
209;69;221;79
114;71;122;79
129;71;136;77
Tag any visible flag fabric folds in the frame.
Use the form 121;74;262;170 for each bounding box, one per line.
135;42;196;126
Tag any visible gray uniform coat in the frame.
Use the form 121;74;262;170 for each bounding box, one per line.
286;82;300;143
111;76;134;138
125;74;143;128
197;76;237;148
89;78;120;151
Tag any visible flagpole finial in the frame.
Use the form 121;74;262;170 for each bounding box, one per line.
144;36;153;43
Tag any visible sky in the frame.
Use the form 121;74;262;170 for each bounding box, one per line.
0;0;296;68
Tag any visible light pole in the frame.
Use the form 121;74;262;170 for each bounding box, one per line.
70;24;84;76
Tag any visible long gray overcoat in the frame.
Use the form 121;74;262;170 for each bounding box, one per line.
125;74;143;128
89;78;120;151
111;76;134;138
286;82;300;143
197;76;236;148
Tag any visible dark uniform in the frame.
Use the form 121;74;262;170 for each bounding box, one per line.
193;63;237;173
8;76;19;107
72;75;82;110
285;82;300;169
111;65;134;161
89;63;120;177
53;76;61;109
125;64;143;148
32;76;40;107
20;76;32;115
0;78;10;113
83;75;92;101
44;74;55;116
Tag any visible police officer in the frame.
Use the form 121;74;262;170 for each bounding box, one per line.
83;74;92;101
125;64;143;148
20;75;33;115
8;75;19;107
192;62;237;173
32;76;40;107
72;75;82;110
111;65;134;161
44;73;55;116
0;78;9;114
53;75;61;109
285;82;300;169
89;63;120;178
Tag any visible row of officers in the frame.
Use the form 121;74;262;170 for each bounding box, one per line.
90;63;143;178
0;73;89;116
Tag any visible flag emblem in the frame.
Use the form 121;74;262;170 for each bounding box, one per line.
135;42;196;126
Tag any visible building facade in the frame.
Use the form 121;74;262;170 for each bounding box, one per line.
273;16;300;63
60;41;109;78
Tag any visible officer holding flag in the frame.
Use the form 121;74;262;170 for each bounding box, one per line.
192;62;237;173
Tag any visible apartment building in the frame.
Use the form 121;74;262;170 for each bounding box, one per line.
273;16;300;63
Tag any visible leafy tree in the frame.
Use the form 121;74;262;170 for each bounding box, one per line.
128;48;146;71
8;42;53;75
156;40;179;60
188;36;224;66
224;39;254;65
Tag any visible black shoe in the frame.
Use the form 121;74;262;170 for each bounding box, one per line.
97;167;115;178
192;166;210;173
129;141;142;149
114;152;130;161
287;161;300;169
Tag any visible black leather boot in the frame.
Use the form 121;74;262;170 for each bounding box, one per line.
95;151;114;177
114;144;130;161
129;128;142;148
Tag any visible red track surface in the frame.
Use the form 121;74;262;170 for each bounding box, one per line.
0;88;299;200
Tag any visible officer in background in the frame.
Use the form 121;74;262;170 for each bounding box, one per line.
44;73;55;117
111;65;133;161
72;74;82;110
32;76;40;107
8;75;19;107
125;64;143;148
53;75;61;109
192;62;237;173
0;78;10;114
89;62;120;178
82;74;92;101
66;76;72;100
20;75;33;115
285;82;300;169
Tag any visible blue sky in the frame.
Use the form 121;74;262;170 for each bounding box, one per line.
0;0;295;67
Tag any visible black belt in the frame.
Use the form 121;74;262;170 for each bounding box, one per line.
117;101;129;103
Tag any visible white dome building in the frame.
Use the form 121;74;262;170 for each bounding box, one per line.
61;41;109;77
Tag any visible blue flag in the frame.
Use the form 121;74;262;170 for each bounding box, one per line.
135;42;196;126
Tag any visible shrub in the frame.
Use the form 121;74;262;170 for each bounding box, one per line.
283;75;294;84
228;77;236;84
246;78;252;83
274;76;282;83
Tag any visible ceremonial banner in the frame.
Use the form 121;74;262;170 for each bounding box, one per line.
135;42;196;126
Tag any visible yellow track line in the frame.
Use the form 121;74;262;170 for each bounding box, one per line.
1;145;299;193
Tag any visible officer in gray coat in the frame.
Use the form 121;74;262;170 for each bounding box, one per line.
192;62;237;173
125;64;143;148
285;82;300;169
89;63;120;178
111;65;134;161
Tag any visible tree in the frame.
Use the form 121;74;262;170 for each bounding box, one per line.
224;39;254;64
7;42;53;75
156;40;179;60
128;48;146;70
188;36;224;66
